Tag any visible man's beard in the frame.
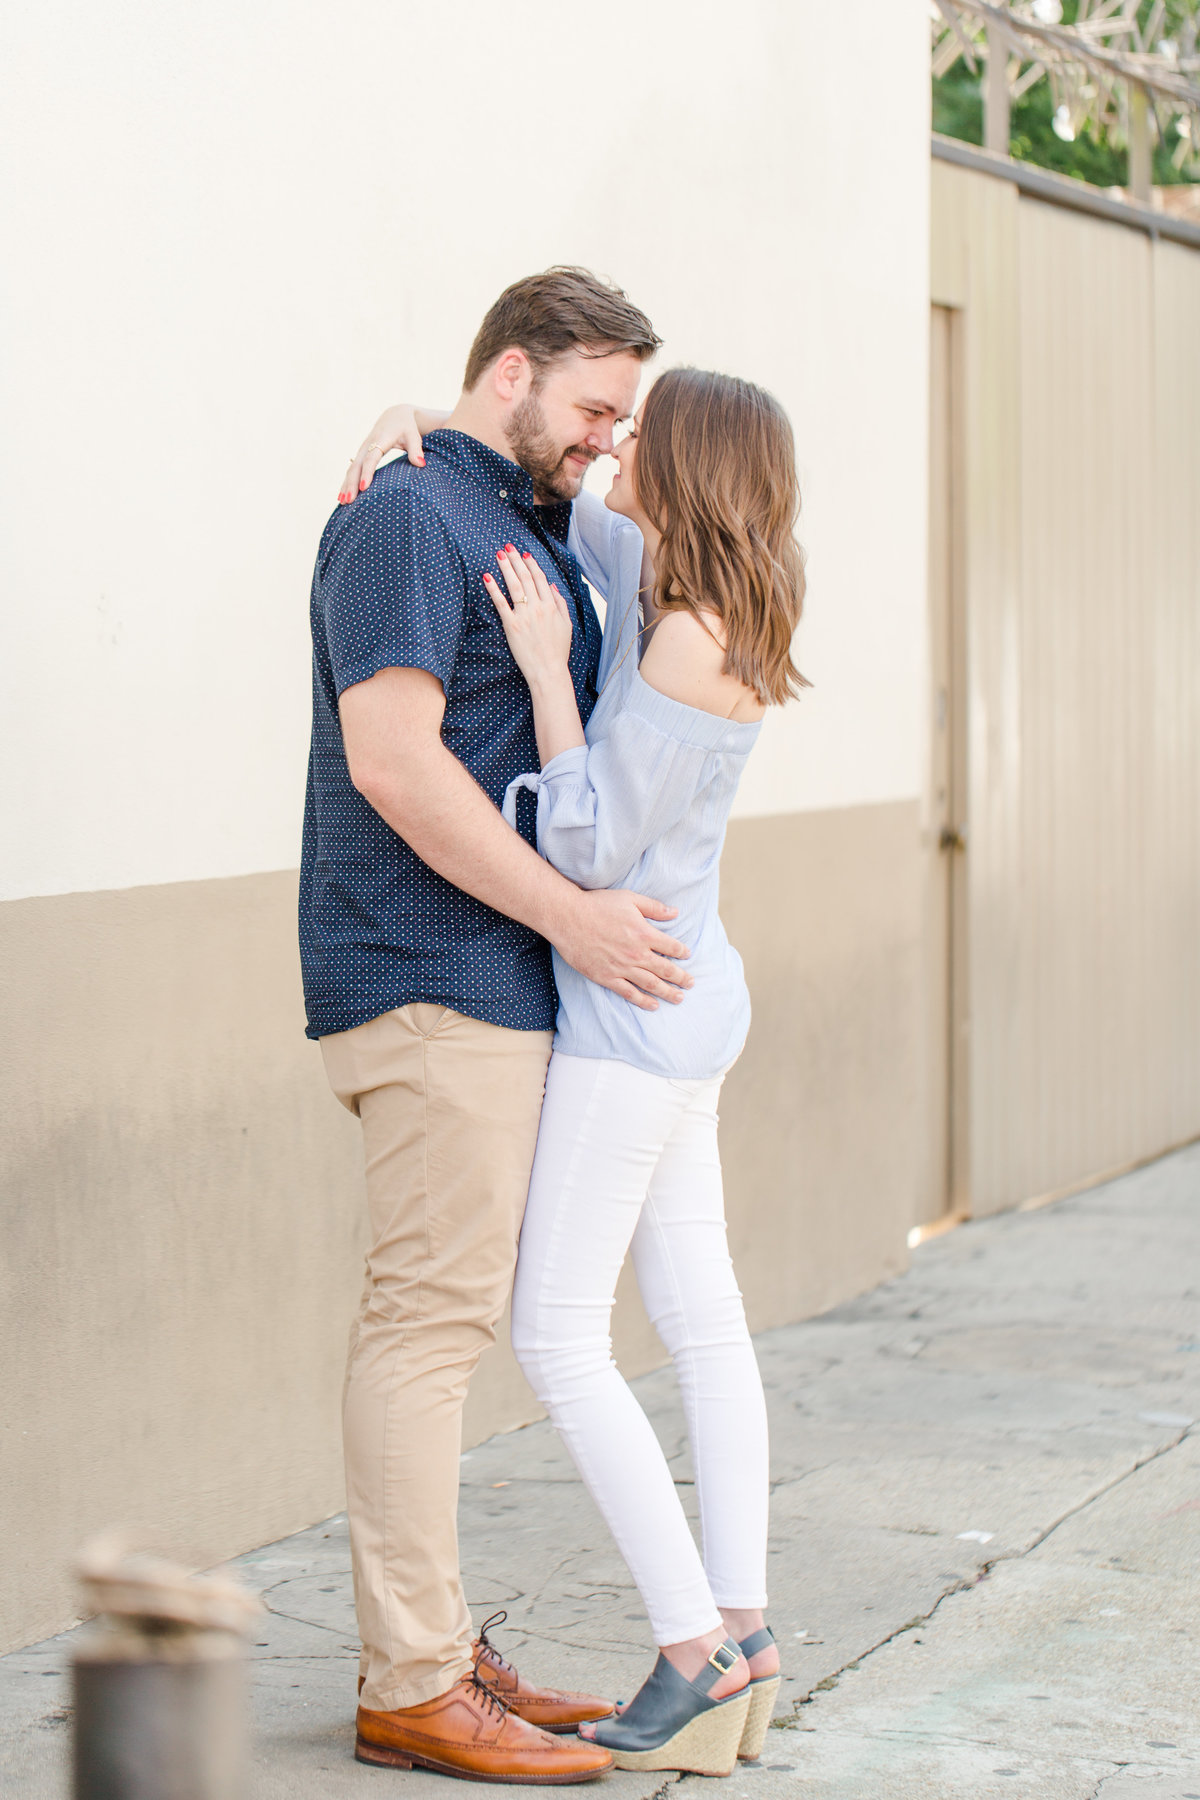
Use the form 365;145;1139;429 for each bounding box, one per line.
508;391;595;503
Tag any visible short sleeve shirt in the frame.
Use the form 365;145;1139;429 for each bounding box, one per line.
299;430;602;1040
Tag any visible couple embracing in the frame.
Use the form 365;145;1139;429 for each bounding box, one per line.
301;266;808;1782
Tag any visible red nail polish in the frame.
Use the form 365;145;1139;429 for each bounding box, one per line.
522;551;532;560
505;543;516;553
359;479;367;490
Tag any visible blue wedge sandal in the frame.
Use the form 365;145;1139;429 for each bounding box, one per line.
736;1626;781;1760
588;1638;750;1776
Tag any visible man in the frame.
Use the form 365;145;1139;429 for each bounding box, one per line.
301;268;689;1781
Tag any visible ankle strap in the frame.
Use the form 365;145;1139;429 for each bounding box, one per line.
738;1626;775;1660
692;1637;742;1696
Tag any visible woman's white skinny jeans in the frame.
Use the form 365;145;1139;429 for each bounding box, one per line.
510;1051;770;1646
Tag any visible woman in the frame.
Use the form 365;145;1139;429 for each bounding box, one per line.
350;368;806;1776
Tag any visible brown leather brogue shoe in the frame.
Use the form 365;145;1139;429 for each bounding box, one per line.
474;1612;616;1734
355;1612;617;1735
355;1669;613;1783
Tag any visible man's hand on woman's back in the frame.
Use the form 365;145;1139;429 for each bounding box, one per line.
341;668;690;1013
551;889;692;1012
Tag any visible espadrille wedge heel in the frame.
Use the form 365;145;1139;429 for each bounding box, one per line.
735;1627;781;1760
588;1638;750;1776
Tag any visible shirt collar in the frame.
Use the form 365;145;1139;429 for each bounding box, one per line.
423;428;574;544
424;428;539;512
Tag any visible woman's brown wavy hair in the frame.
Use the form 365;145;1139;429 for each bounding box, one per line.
633;368;809;706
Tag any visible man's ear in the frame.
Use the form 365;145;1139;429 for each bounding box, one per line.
491;348;533;403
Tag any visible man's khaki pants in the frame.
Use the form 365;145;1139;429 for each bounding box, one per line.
321;1003;553;1712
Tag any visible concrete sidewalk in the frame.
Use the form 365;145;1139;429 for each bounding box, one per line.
3;1143;1198;1799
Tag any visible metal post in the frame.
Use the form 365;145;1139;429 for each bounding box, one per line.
1128;81;1153;204
985;23;1011;157
72;1536;260;1800
74;1655;246;1800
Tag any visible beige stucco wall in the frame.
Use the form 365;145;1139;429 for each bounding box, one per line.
0;798;918;1653
2;0;930;906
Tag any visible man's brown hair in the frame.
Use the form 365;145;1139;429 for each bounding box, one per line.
634;368;810;708
463;267;661;392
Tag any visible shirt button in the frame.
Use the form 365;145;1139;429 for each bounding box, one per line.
498;488;508;499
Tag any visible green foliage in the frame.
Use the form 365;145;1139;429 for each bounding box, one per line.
933;56;1196;188
933;56;985;147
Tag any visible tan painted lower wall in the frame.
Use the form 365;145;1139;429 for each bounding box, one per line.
0;797;919;1653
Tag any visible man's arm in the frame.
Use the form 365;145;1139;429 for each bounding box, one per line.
339;667;692;1010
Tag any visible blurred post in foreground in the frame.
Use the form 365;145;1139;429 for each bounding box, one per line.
72;1535;260;1800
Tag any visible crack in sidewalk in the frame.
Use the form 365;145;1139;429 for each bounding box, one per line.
1087;1761;1132;1799
259;1597;351;1637
771;1426;1193;1732
983;1427;1192;1571
771;1584;975;1728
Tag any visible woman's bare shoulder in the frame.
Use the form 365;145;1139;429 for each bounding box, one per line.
639;609;765;721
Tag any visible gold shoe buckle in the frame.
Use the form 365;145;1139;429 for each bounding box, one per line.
707;1642;739;1677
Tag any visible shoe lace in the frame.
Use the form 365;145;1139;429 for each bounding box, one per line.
467;1641;514;1722
476;1609;516;1678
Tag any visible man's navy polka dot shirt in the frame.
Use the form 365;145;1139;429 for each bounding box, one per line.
299;429;602;1041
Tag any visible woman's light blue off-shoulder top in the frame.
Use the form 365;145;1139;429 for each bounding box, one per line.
502;490;761;1080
